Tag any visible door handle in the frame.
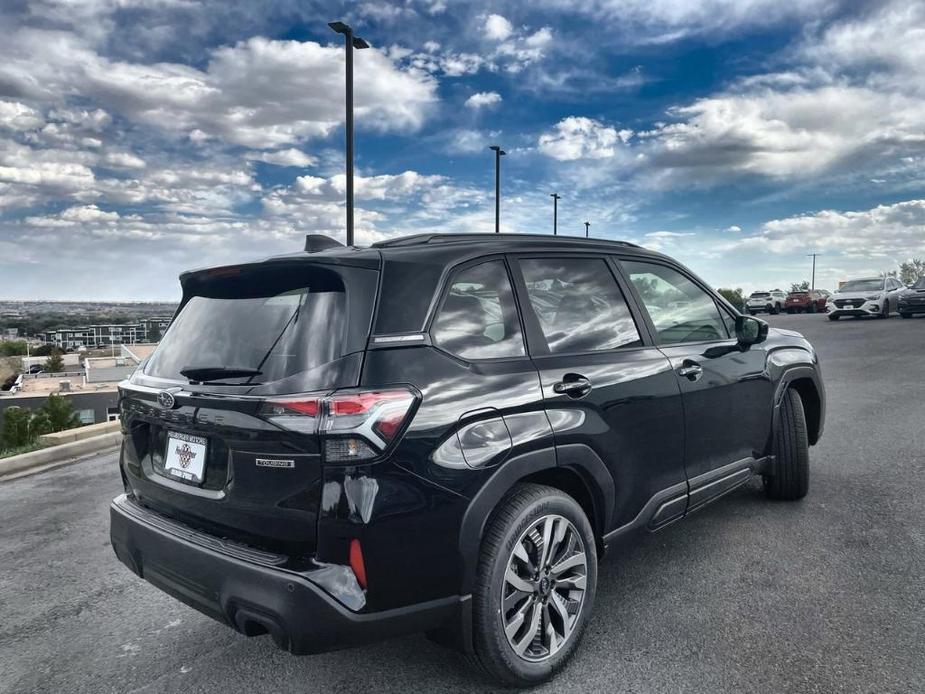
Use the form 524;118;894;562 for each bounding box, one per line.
553;374;592;399
677;361;703;380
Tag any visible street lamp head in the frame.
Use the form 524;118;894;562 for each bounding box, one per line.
550;193;560;200
489;145;506;156
352;36;370;49
328;20;352;34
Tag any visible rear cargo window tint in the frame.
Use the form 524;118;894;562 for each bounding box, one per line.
431;260;526;360
145;266;347;384
519;258;641;353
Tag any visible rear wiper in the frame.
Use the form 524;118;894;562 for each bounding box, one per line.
180;366;263;383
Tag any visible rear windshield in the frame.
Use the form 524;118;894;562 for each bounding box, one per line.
839;279;883;292
145;265;347;384
789;292;808;296
750;292;770;298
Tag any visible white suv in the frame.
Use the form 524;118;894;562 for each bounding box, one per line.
826;277;905;320
746;290;786;315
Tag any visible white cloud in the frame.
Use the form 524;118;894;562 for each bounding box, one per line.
465;91;502;109
102;151;147;170
0;33;438;150
484;14;514;41
748;199;925;257
246;148;315;167
535;0;836;41
538;117;633;161
637;1;925;184
25;204;120;227
0;101;44;131
725;225;742;232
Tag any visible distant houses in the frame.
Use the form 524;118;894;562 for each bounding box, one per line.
35;316;171;349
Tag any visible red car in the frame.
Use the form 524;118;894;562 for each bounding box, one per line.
785;290;829;313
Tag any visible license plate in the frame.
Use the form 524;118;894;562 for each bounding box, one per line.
164;431;207;484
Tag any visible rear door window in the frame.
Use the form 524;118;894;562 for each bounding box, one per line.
518;257;642;354
431;260;526;360
145;265;348;384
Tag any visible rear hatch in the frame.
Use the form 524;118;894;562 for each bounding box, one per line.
119;257;379;556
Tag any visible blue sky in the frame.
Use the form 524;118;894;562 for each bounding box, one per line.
1;0;924;300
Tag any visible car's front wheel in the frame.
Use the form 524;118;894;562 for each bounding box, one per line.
900;312;912;319
764;388;809;500
880;300;890;319
828;314;840;321
473;483;597;687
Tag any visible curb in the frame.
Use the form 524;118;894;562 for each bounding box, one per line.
0;432;122;481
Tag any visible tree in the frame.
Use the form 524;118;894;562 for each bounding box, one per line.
44;348;65;373
899;258;925;285
717;288;745;311
789;281;810;293
0;340;27;357
39;394;81;432
1;407;34;449
32;344;55;357
147;325;162;343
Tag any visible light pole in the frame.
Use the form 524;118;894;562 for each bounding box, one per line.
550;193;560;235
329;20;370;247
489;145;505;233
806;253;820;290
584;221;590;238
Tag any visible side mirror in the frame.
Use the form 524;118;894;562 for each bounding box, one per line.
735;315;768;346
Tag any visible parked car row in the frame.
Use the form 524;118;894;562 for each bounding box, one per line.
746;276;925;320
745;289;830;315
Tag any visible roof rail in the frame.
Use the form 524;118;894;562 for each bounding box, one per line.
372;233;639;249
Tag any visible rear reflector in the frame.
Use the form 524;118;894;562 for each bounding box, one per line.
349;539;367;589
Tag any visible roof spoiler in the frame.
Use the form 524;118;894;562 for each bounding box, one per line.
305;234;345;253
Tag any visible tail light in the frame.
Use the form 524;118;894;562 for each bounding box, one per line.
259;387;418;463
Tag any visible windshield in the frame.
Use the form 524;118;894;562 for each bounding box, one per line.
913;277;925;289
839;279;884;292
146;266;347;384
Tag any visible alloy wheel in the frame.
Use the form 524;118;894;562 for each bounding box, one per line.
500;514;588;662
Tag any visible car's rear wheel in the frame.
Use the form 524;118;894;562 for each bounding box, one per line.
808;302;817;314
764;388;809;501
880;300;890;319
472;483;597;687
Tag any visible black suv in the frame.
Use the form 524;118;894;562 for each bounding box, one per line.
110;233;825;686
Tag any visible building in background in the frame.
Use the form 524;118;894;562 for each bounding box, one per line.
0;342;157;428
36;317;171;349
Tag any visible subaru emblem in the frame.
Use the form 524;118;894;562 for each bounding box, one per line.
158;391;176;409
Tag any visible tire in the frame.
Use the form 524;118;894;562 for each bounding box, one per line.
828;314;839;321
764;388;809;501
880;300;889;319
748;310;756;316
472;483;597;687
787;308;795;315
808;303;817;314
900;312;912;319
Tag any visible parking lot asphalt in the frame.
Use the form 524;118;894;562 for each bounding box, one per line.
1;313;923;694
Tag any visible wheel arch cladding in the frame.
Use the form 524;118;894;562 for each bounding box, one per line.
457;447;609;596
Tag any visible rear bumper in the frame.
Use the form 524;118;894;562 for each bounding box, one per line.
899;302;925;314
109;494;462;654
